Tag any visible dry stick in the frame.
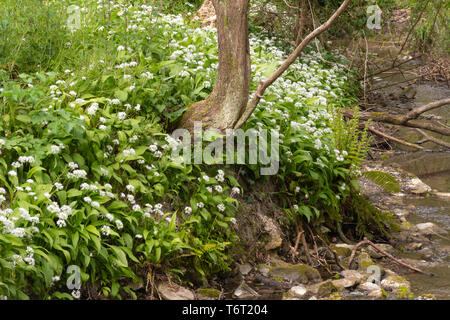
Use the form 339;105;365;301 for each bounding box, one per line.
416;128;450;149
234;0;351;129
360;54;423;81
348;238;433;276
368;126;424;150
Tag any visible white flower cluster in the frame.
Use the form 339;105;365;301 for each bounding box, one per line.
47;202;73;228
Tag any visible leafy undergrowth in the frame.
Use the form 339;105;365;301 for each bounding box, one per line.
0;1;395;300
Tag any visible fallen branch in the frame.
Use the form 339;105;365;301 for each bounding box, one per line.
415;129;450;149
369;126;424;150
348;238;433;276
343;98;450;136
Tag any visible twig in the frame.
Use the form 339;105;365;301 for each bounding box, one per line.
316;233;345;271
348;238;433;276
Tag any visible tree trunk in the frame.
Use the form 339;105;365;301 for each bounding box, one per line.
178;0;251;132
295;0;307;46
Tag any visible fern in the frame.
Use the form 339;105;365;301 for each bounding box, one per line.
361;170;401;193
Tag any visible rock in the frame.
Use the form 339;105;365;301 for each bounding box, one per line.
331;278;358;290
288;285;308;298
340;270;366;283
358;253;385;276
197;288;221;300
238;263;252;276
308;296;318;300
128;279;144;291
358;281;381;292
405;242;423;251
158;282;195;300
409;178;431;194
416;222;446;235
282;293;300;300
381;275;411;292
233;282;259;299
417;247;433;259
393;208;409;218
368;289;385;299
269;264;321;284
309;280;338;297
256;264;270;277
366;244;395;259
260;215;283;250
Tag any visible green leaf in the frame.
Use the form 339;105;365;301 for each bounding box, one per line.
110;245;128;267
114;89;128;102
86;225;100;237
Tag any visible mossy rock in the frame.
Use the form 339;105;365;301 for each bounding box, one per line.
381;275;411;292
358;253;385;276
197;288;221;300
269;264;321;284
309;280;339;297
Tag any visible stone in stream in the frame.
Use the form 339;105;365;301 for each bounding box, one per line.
331;278;358;290
408;178;431;194
358;281;381;292
233;282;259;299
158;282;195;300
196;288;221;300
269;264;321;284
288;285;308;298
368;289;385;299
380;275;411;292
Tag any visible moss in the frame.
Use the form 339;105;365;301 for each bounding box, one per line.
387;275;408;284
318;281;338;296
328;292;343;300
198;288;221;298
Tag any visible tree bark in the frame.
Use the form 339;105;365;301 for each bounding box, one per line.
178;0;251;132
295;0;308;46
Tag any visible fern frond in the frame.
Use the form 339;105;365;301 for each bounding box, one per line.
361;170;401;193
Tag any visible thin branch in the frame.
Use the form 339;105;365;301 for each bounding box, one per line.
416;128;450;149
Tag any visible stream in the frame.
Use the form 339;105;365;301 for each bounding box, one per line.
370;45;450;299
